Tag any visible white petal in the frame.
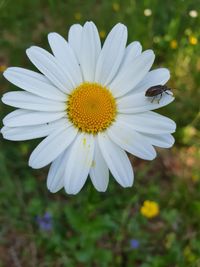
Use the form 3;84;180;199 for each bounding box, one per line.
122;41;142;67
95;23;127;85
47;155;65;193
3;109;66;127
117;111;176;134
141;133;175;148
48;32;82;85
68;24;83;61
4;67;52;83
29;126;78;169
64;133;94;195
133;68;170;94
109;50;155;97
89;138;109;192
3;67;66;101
98;133;134;187
107;121;156;160
26;46;75;93
47;148;72;193
117;91;174;113
2;91;66;111
80;22;101;81
1;119;68;141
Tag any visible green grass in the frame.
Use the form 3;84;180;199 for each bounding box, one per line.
0;0;200;266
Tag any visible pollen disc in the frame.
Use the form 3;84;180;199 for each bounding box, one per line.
67;82;117;134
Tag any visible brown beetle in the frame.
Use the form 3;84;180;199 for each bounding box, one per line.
145;85;173;103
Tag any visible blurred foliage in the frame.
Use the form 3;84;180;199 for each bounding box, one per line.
0;0;200;266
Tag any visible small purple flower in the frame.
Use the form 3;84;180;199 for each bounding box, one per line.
130;239;140;249
36;212;53;231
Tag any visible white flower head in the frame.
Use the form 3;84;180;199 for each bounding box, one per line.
189;10;198;18
144;9;152;16
1;22;176;195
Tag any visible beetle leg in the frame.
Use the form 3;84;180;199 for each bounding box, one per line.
158;93;162;104
151;96;155;103
165;90;173;96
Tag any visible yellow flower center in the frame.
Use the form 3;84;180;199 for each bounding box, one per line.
67;82;117;134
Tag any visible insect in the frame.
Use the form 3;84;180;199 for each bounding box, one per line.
145;85;173;103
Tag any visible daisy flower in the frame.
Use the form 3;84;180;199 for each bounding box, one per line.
1;22;176;194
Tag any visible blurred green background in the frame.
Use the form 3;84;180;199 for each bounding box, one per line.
0;0;200;266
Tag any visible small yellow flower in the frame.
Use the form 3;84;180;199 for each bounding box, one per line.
189;36;198;45
74;12;82;21
140;200;159;219
112;3;120;12
170;40;178;49
99;30;106;39
0;65;7;72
